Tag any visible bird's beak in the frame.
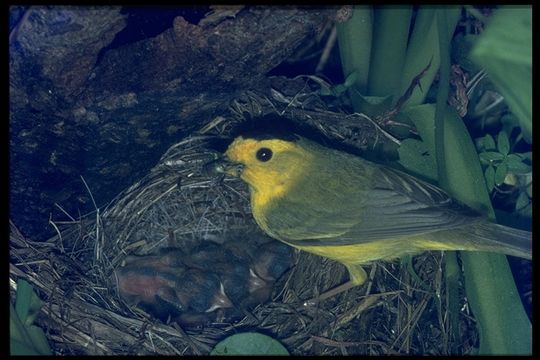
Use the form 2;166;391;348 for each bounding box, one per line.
204;156;244;178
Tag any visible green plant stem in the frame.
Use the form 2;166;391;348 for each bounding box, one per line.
434;10;463;354
435;9;451;188
444;251;461;354
400;6;460;106
368;6;412;99
460;252;531;354
336;6;373;96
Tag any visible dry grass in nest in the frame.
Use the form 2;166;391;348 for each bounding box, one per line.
10;95;479;355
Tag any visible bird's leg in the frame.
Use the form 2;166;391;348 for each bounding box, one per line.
304;264;368;306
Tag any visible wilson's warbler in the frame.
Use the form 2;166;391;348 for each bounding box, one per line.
213;131;531;299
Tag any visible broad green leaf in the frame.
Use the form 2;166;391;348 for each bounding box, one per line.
506;154;522;163
344;71;359;88
451;33;482;73
500;113;519;135
495;161;508;185
26;326;52;355
337;6;373;95
11;280;52;355
15;279;43;325
401;104;531;355
484;165;495;193
471;6;532;142
318;85;333;96
350;94;393;118
397;138;437;182
368;6;412;99
506;157;531;174
480;134;496;151
399;6;461;106
10;339;42;356
496;131;510;155
14;279;33;323
517;202;532;218
479;151;504;163
211;333;289;355
517;152;532;161
10;304;51;355
333;84;347;95
400;104;436;150
515;192;530;211
460;252;532;355
10;304;28;349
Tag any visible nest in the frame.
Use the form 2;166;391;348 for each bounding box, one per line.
10;94;480;355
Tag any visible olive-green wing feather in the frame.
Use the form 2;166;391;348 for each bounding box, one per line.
264;154;481;246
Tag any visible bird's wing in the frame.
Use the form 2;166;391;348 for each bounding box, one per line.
268;164;481;246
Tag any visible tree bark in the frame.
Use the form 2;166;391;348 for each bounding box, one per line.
9;6;334;240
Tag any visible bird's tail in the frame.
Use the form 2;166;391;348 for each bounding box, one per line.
459;221;532;259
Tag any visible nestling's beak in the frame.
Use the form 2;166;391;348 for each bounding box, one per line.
203;156;244;178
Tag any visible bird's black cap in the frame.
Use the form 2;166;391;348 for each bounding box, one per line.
230;114;303;142
229;114;364;157
205;113;364;158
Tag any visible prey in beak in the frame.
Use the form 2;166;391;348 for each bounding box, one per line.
203;156;244;178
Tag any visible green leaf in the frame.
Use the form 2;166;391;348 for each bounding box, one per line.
517;151;532;161
479;151;504;162
496;131;510;155
516;202;532;218
333;84;347;95
368;6;412;99
506;157;531;174
434;9;452;189
506;154;522;163
397;138;437;182
484;165;495;193
350;94;393;118
399;7;461;106
471;6;532;143
10;304;52;355
500;113;519;135
10;339;42;356
344;71;359;88
318;85;333;96
515;191;530;211
495;161;508;186
14;280;33;324
481;134;496;151
11;280;52;355
451;33;482;73
211;333;289;355
337;6;373;96
401;104;531;355
460;252;532;355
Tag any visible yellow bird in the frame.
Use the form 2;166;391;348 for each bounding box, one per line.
213;131;531;300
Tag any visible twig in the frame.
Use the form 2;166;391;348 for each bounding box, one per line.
48;214;65;253
315;26;337;73
354;113;401;146
80;175;98;211
54;202;77;222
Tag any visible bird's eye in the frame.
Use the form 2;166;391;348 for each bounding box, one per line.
256;147;273;162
